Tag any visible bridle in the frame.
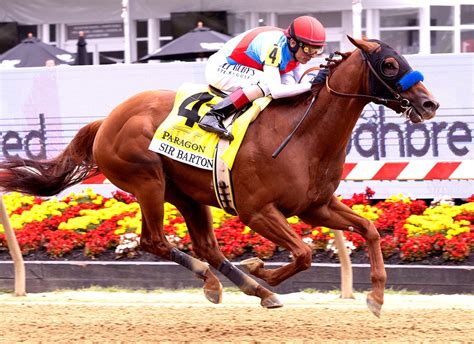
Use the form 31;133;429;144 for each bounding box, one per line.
324;45;424;120
274;41;425;159
325;51;408;110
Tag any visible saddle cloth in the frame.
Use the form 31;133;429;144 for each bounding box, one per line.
149;83;271;171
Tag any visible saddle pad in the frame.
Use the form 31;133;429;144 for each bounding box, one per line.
149;83;271;170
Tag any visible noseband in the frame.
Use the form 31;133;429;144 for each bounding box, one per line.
325;41;424;120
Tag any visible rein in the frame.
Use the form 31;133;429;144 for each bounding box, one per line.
272;95;316;159
272;55;332;159
325;50;414;118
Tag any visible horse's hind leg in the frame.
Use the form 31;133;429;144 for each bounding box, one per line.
135;180;222;304
166;185;282;308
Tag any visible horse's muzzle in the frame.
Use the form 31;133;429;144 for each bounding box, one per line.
409;96;439;123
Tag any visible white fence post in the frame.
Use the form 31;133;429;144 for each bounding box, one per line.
0;194;26;296
333;230;354;299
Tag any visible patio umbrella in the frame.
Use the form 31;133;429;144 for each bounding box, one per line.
0;33;74;68
140;25;231;62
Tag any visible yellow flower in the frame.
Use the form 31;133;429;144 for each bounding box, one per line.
386;193;412;203
287;216;300;225
351;204;381;221
404;203;470;237
242;226;251;234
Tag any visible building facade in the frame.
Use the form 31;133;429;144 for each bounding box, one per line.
0;0;473;63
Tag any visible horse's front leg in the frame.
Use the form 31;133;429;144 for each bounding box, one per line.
239;204;313;286
300;195;386;317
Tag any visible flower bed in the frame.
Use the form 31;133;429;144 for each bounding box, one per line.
0;188;473;264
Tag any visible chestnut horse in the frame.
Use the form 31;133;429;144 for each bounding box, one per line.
0;37;438;316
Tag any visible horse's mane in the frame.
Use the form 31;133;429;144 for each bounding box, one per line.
271;50;354;107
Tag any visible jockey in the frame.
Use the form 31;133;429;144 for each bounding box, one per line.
198;15;328;141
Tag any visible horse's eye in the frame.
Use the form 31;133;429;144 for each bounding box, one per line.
381;58;399;78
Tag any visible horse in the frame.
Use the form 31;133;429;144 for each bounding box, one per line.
0;37;438;316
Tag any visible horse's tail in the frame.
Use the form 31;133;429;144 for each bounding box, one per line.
0;120;103;196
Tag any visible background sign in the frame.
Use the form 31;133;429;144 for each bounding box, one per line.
66;23;124;40
0;55;473;197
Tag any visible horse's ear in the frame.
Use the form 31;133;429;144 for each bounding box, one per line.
347;35;379;53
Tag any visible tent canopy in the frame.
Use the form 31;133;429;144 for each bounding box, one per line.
141;26;231;62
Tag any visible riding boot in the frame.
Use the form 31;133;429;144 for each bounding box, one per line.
198;88;251;141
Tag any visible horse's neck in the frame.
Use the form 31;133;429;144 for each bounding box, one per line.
306;51;368;155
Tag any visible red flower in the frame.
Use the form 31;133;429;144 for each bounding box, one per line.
44;230;84;257
443;237;470;261
400;235;432;261
380;235;398;258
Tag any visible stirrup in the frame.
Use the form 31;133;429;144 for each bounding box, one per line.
198;122;234;141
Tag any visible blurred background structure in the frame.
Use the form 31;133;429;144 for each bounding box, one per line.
140;21;231;62
0;0;472;65
0;33;74;67
0;0;472;199
74;31;90;65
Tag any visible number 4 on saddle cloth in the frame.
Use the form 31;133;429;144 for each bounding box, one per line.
148;83;271;215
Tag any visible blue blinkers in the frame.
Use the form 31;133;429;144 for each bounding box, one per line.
397;70;424;92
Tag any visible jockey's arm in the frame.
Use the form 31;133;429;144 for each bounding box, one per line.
262;64;312;99
281;64;306;85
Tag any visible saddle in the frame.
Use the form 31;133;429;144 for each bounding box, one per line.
148;83;271;214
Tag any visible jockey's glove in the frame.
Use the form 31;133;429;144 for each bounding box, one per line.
310;68;329;85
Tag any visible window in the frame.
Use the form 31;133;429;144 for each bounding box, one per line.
430;6;454;54
257;13;269;27
227;13;246;36
49;24;56;43
461;5;474;53
380;9;418;27
461;5;474;24
136;20;148;38
431;31;454;53
277;12;341;29
136;40;148;60
325;41;340;54
380;30;419;54
461;30;474;53
379;9;420;54
135;20;148;59
430;6;454;26
314;12;341;28
159;18;172;46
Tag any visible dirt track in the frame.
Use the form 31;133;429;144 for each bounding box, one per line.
0;290;473;343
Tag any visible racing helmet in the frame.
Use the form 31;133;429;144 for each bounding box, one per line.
285;16;326;46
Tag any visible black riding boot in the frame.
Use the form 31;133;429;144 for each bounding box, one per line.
198;89;251;141
198;100;235;140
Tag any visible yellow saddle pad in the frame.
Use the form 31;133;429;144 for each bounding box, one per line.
149;83;271;170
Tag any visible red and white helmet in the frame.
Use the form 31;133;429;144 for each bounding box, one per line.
285;16;326;46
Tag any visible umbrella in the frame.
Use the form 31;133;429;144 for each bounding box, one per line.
99;54;123;64
0;33;74;68
140;26;231;62
74;31;90;65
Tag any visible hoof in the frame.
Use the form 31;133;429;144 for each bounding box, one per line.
204;287;222;304
240;257;264;274
366;294;382;317
260;294;283;309
202;271;222;304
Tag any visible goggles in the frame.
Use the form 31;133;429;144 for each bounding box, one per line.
298;42;324;56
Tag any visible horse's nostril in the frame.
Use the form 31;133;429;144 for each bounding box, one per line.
423;100;439;112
